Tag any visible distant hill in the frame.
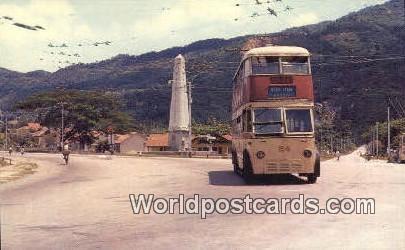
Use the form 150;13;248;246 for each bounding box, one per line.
1;0;404;135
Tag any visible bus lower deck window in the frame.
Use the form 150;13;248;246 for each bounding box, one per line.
285;109;313;133
255;123;283;134
253;108;283;134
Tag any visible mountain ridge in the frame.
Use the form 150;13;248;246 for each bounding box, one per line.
1;0;404;135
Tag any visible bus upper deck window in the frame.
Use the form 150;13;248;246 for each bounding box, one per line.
253;108;283;134
252;56;279;75
281;56;309;75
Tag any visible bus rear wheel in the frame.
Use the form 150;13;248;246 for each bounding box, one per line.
232;151;240;175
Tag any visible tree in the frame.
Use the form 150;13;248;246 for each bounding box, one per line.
192;117;231;135
362;118;405;154
315;102;355;153
16;90;133;148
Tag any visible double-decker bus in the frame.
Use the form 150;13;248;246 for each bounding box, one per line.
231;46;320;184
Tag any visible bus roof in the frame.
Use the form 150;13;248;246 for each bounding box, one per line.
243;46;310;60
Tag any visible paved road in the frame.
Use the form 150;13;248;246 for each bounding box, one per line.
1;150;404;249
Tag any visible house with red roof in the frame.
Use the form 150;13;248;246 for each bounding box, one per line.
145;133;169;152
114;132;147;154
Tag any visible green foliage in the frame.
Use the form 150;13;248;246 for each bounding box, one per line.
16;90;133;144
361;118;405;152
192;117;231;135
0;133;5;146
315;103;356;152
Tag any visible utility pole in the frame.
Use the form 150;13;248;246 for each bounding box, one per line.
187;80;192;155
376;122;379;158
320;127;323;153
5;115;8;151
60;102;66;148
387;106;391;155
372;130;374;155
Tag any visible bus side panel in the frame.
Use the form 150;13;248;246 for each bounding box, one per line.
243;76;251;104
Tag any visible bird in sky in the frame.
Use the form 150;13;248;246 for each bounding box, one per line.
251;12;260;18
284;5;293;11
13;22;37;31
267;7;278;16
34;25;45;30
2;15;45;31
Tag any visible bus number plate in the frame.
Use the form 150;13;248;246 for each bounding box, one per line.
268;86;296;98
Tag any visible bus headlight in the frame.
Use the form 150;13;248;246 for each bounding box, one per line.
303;150;312;158
256;151;265;159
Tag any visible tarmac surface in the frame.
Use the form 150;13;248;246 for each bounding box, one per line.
0;149;404;249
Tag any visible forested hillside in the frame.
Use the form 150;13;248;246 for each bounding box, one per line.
1;0;404;136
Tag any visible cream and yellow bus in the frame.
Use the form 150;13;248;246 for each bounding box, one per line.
231;46;320;184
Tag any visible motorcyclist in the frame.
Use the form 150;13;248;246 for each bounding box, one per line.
62;143;70;165
336;150;341;161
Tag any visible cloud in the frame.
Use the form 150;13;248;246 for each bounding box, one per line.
130;1;246;50
0;0;392;73
0;0;94;72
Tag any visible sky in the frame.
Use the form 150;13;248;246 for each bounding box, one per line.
0;0;388;73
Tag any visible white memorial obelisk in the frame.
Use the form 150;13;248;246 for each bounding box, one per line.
169;54;190;151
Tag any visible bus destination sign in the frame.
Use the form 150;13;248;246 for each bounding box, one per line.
268;86;296;98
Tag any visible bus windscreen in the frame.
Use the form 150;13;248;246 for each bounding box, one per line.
254;108;283;134
285;109;313;133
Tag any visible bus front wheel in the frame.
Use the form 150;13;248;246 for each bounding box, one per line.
232;151;240;175
307;155;320;184
307;174;317;184
243;152;254;184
